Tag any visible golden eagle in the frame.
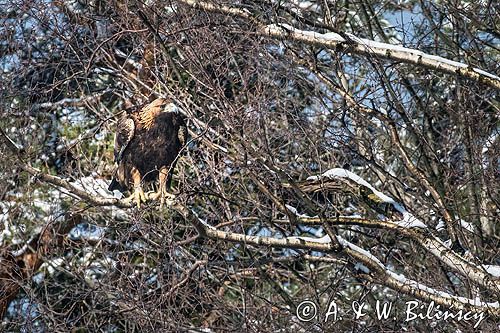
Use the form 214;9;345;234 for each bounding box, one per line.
108;98;187;207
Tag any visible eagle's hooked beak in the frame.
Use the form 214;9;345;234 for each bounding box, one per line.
162;102;183;115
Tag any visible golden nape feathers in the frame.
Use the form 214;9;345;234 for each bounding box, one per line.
139;98;168;130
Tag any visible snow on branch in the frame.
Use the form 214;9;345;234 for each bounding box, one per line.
483;265;500;278
11;152;500;295
183;215;500;317
3;154;500;318
262;24;500;90
5;123;499;317
337;234;498;314
290;234;499;317
308;168;426;229
300;168;500;291
177;0;500;89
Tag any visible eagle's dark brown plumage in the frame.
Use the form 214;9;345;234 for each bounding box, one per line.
108;98;187;207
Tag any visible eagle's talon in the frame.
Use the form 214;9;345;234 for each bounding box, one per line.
164;195;176;207
146;191;159;200
162;192;176;208
148;190;176;208
123;187;147;208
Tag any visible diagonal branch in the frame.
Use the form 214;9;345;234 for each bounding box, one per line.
176;0;500;90
262;24;500;89
174;203;500;318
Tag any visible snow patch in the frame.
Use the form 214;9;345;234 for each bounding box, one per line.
285;204;318;218
355;262;370;274
436;220;446;232
482;265;500;277
287;235;332;244
70;174;115;199
459;219;475;232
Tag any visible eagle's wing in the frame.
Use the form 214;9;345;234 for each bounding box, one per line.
114;112;135;163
